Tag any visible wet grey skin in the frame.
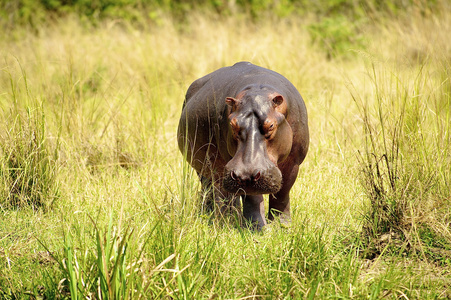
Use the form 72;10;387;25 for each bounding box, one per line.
178;62;309;230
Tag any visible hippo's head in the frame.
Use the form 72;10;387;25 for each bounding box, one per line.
222;85;293;195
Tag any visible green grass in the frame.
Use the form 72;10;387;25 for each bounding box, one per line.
1;7;450;299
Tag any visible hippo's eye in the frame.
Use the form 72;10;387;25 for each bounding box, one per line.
263;121;276;139
230;118;238;129
230;118;240;139
266;122;275;133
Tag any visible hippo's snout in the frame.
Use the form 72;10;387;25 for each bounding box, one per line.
223;163;282;195
230;168;261;183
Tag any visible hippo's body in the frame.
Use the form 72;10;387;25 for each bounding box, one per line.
177;62;309;229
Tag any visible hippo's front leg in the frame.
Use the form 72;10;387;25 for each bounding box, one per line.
268;164;300;224
199;175;237;213
242;194;267;229
268;192;291;224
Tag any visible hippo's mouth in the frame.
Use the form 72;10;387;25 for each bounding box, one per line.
222;168;283;195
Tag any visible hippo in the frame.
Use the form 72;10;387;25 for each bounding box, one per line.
177;62;309;229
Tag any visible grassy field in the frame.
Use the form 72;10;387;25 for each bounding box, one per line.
1;5;450;299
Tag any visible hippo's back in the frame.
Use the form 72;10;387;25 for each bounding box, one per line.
183;62;300;109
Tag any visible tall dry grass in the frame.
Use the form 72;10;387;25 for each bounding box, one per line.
0;8;450;299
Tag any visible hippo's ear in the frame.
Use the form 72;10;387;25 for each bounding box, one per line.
272;95;284;107
225;97;236;106
271;95;287;115
226;97;239;111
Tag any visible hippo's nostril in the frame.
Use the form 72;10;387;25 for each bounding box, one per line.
253;171;261;181
230;171;238;181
